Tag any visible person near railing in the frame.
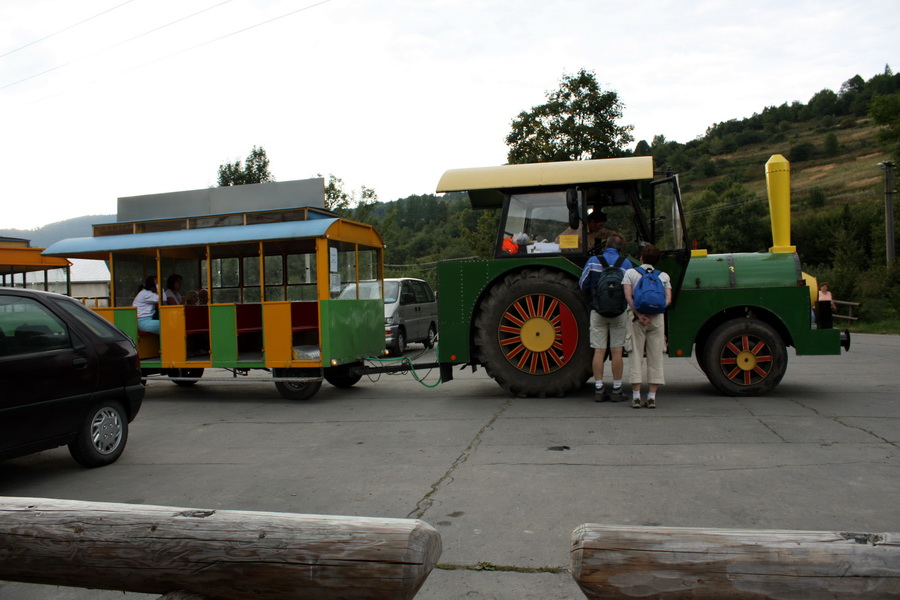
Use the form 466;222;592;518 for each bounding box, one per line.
817;282;836;329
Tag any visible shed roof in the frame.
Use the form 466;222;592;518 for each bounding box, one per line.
0;246;70;275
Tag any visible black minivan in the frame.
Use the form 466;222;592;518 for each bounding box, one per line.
0;288;144;467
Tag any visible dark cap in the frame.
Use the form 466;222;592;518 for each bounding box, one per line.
588;211;608;223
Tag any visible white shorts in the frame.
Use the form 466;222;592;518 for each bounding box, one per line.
589;310;628;349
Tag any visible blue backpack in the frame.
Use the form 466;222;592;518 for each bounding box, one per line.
632;267;667;314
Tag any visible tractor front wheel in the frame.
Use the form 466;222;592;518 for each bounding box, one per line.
701;318;787;396
473;268;592;398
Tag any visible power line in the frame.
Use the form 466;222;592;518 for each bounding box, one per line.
114;0;332;77
1;0;236;92
9;0;332;98
0;0;140;59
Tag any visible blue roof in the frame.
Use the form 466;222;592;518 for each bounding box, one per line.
44;218;341;257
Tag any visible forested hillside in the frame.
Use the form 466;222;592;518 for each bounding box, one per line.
354;67;900;330
0;214;115;248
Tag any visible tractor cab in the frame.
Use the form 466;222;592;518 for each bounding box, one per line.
440;157;691;303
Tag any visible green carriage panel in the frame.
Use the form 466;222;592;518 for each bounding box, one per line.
320;298;384;365
209;304;238;365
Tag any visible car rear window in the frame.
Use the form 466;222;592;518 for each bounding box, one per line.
50;298;130;342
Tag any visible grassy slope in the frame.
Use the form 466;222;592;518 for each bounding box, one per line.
682;117;890;210
682;117;897;333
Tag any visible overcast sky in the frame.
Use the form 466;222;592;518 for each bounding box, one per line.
2;0;897;230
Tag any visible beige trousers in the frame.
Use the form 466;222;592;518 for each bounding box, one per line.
628;313;665;385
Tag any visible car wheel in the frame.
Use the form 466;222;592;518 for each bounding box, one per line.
424;323;438;349
473;268;592;398
273;368;322;400
68;400;128;468
701;318;787;396
392;328;406;356
169;368;204;386
324;362;363;388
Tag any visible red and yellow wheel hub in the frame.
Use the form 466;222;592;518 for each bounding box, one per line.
719;334;773;386
498;294;578;375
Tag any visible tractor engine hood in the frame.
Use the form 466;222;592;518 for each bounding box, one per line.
683;251;803;291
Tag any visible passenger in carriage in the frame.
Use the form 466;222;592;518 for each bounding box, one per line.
133;276;160;334
164;274;183;305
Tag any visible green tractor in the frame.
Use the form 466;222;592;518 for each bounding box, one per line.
434;155;849;397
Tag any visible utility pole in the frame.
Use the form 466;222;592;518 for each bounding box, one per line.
879;161;895;265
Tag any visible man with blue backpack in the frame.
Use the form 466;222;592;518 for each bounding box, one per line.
623;244;672;409
579;234;632;402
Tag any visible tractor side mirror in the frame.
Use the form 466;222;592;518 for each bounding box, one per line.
566;188;580;229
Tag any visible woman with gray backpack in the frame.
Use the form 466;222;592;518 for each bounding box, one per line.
623;244;672;409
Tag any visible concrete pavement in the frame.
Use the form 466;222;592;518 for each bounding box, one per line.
2;333;898;599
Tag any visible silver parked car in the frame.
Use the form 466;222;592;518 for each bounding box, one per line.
339;278;438;355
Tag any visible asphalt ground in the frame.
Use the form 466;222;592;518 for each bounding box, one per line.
2;333;898;599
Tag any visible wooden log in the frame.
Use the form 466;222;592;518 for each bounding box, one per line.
0;497;441;600
571;524;900;599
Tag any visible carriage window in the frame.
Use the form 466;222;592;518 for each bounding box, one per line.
264;255;285;301
112;254;155;307
358;247;379;283
330;241;357;299
211;257;240;303
287;253;317;301
242;256;261;302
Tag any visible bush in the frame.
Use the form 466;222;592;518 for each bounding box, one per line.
805;187;827;208
824;132;840;156
789;141;817;162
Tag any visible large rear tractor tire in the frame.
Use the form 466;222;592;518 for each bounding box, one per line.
701;318;787;396
473;268;592;398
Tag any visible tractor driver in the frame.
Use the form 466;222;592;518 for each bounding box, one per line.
557;210;617;252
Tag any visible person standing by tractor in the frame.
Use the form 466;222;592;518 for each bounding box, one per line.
623;244;672;409
579;234;632;402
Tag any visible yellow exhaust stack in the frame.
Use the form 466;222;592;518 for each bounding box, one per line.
765;154;797;253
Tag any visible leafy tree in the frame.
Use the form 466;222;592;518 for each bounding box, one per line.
686;183;769;253
870;91;900;164
351;186;379;223
467;210;500;258
633;140;652;156
808;89;839;117
321;174;352;213
318;174;380;218
505;69;633;164
217;146;274;186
